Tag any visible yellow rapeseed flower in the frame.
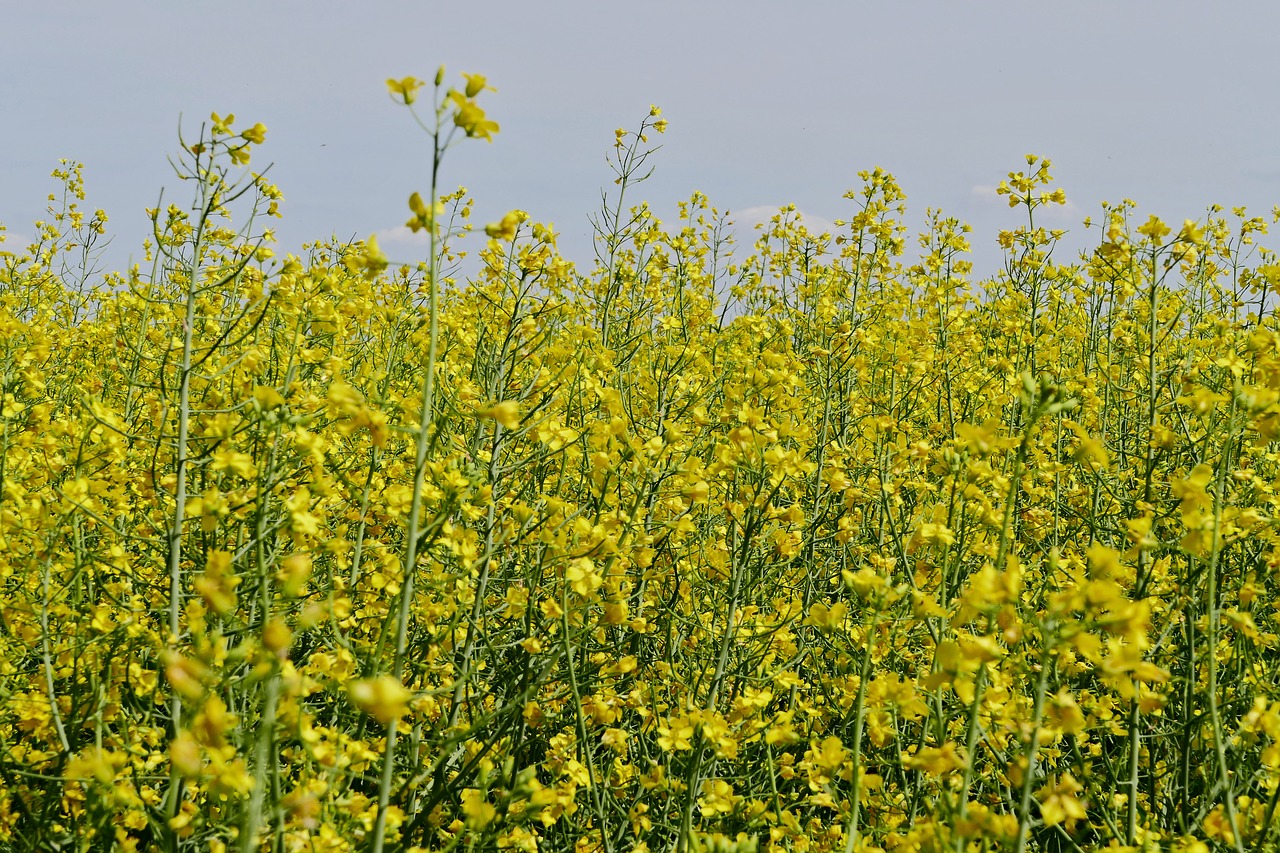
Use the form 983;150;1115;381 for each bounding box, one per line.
461;72;495;98
449;92;499;141
240;122;267;144
461;788;497;827
905;743;967;776
1036;773;1087;826
348;675;412;725
1137;214;1171;242
210;111;235;134
479;399;521;429
386;76;425;105
406;191;444;234
803;600;848;632
1178;218;1205;245
350;233;388;276
484;210;523;241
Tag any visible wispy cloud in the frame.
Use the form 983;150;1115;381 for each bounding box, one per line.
969;184;1002;205
373;224;433;246
0;230;32;252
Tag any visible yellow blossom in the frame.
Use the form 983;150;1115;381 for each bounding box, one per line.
461;788;497;827
1136;214;1171;242
1036;773;1087;826
348;675;412;725
462;72;495;98
387;76;425;105
406;191;444;234
449;92;499;141
479;399;521;429
240;122;267;144
804;600;848;632
905;743;967;776
485;210;524;241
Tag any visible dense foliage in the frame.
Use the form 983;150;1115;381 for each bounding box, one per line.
3;72;1280;853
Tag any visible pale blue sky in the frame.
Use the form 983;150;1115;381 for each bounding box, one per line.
5;1;1280;281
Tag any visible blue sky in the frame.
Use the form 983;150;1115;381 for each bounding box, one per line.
5;1;1280;281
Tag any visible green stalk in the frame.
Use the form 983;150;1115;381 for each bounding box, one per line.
1123;245;1162;843
162;146;213;843
240;673;278;852
1206;401;1245;853
241;422;284;852
678;507;750;853
842;618;877;853
39;550;71;754
167;161;210;714
561;587;615;853
952;661;989;853
1013;642;1052;853
371;89;444;853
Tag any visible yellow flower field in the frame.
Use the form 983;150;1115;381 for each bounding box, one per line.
2;70;1280;853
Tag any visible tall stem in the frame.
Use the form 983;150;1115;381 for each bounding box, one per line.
1206;402;1245;853
372;110;443;853
163;158;212;843
842;620;877;853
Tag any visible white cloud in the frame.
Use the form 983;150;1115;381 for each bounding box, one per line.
970;184;1002;205
1045;198;1084;223
731;205;837;238
0;231;33;252
373;224;432;246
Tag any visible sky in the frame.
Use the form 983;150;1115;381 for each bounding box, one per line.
5;1;1280;285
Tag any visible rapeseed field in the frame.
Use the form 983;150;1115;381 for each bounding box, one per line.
2;70;1280;853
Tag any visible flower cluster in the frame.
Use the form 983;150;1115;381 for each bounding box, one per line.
2;75;1280;853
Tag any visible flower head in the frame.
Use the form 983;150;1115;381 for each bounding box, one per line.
348;675;412;725
386;76;425;105
461;73;495;98
478;399;521;429
210;111;235;135
406;191;444;234
449;91;499;141
240;122;267;145
350;233;388;276
484;210;524;241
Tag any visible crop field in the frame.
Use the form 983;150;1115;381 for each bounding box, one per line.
3;72;1280;853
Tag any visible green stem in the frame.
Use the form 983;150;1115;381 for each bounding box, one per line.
1206;403;1245;853
1013;643;1052;853
371;93;444;853
842;619;877;853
